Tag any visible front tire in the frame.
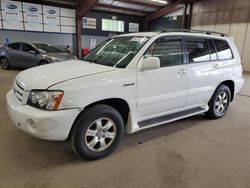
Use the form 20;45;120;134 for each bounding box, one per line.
205;84;231;119
0;57;10;70
70;104;124;160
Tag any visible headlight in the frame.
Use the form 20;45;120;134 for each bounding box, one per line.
27;90;64;111
43;55;63;62
48;56;63;62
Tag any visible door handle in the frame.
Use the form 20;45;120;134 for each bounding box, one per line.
177;69;187;76
213;63;221;69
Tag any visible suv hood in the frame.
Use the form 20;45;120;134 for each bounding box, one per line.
16;61;116;91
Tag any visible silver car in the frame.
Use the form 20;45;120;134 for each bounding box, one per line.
0;42;77;69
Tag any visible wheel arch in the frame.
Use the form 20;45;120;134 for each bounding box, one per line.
0;56;10;68
68;98;131;140
217;80;235;101
0;56;8;61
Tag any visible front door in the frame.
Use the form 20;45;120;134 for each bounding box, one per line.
20;43;40;67
136;37;188;120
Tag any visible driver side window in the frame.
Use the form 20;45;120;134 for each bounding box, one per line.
145;38;184;68
21;43;35;53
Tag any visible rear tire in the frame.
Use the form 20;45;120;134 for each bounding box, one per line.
0;57;10;70
70;104;124;160
205;84;231;119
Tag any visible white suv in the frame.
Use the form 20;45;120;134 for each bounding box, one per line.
6;31;244;160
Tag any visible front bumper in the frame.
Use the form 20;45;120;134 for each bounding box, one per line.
6;90;80;141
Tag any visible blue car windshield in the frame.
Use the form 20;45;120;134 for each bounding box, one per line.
84;36;149;68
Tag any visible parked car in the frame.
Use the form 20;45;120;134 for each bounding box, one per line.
0;42;77;69
6;30;244;160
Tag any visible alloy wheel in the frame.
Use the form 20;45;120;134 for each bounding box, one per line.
215;91;228;114
84;118;117;152
0;58;8;69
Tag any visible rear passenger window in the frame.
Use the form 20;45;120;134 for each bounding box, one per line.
214;39;233;60
145;38;183;67
21;43;34;52
186;38;210;63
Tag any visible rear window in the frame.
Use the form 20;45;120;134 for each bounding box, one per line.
213;39;233;60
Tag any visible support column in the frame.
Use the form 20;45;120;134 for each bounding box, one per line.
76;17;82;59
182;2;188;29
75;0;98;59
143;17;148;31
187;3;193;29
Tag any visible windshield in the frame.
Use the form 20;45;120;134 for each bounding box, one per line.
84;36;149;68
32;43;64;53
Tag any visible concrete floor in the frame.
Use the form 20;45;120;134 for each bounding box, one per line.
0;69;250;188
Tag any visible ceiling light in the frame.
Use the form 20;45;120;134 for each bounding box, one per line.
151;0;168;4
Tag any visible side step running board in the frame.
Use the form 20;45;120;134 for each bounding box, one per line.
138;107;207;129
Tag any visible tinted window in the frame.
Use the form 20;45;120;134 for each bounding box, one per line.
186;38;210;63
208;39;217;60
145;38;183;67
214;39;233;60
8;43;20;50
21;43;34;52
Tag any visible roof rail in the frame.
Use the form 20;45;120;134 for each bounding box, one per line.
160;29;228;37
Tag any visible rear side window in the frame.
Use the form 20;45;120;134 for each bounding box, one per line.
185;38;210;63
214;39;233;60
145;38;184;67
8;43;20;50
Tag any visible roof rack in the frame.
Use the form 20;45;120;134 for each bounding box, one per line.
160;29;228;37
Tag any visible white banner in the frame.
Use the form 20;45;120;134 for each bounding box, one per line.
23;3;42;31
43;5;60;32
82;17;96;29
129;23;139;32
1;0;23;30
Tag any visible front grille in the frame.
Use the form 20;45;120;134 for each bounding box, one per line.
14;81;24;102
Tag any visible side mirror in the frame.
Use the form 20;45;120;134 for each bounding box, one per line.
28;50;37;55
141;56;160;71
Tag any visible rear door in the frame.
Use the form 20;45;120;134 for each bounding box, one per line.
185;37;222;106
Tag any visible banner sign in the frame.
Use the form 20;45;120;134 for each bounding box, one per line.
0;1;76;33
43;5;60;32
23;3;42;31
1;0;23;30
82;17;96;29
129;22;139;32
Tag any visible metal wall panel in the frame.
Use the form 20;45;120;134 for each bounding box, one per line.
191;0;250;71
216;11;232;25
